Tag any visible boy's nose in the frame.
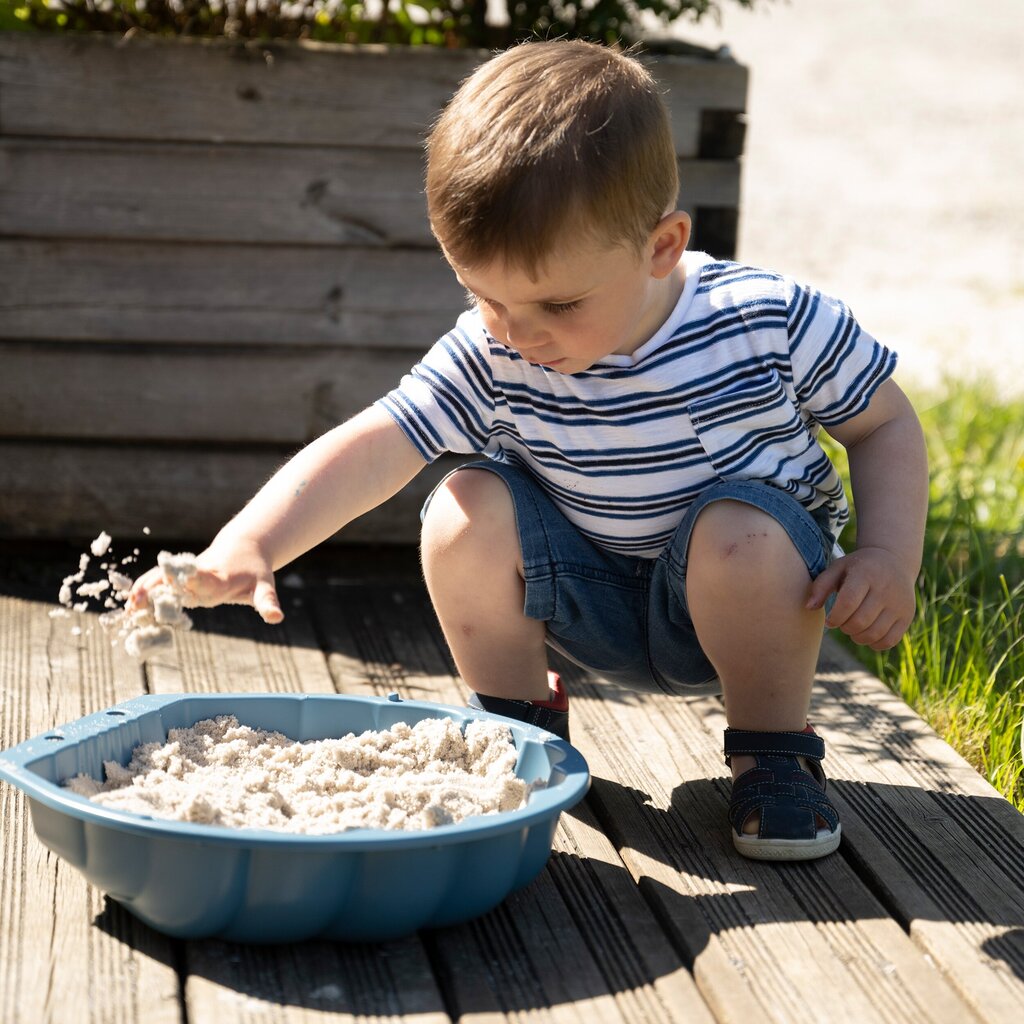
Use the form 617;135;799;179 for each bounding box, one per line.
504;314;544;350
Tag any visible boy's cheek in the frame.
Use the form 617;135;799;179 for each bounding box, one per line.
480;311;506;343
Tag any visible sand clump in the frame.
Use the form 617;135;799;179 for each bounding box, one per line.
65;715;530;833
115;550;198;660
53;533;197;661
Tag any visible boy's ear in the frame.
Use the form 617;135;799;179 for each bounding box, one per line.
649;211;691;279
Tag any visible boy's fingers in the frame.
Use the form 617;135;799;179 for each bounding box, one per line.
823;574;872;630
847;605;891;646
806;562;843;609
128;566;166;609
253;579;284;625
870;619;910;652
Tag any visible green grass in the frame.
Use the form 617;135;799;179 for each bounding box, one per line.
825;383;1024;811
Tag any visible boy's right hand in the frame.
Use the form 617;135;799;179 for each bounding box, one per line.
129;538;284;625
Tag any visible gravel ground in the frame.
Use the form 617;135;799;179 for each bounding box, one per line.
669;0;1024;398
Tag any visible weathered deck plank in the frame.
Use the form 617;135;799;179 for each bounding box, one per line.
0;591;180;1024
182;935;451;1024
308;580;715;1023
815;643;1024;1023
1;546;1021;1023
559;669;975;1024
145;600;450;1024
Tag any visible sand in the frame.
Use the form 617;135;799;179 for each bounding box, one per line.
55;534;197;661
65;715;529;833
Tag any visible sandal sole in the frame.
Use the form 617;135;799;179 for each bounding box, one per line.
733;823;842;862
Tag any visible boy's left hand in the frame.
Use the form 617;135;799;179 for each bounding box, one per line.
806;546;917;651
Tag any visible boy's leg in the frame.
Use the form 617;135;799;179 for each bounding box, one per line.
684;498;827;836
420;467;551;702
685;498;825;731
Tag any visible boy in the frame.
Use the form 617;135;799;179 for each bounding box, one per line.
134;40;928;861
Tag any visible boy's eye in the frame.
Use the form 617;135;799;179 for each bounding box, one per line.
465;290;507;315
465;287;579;317
541;300;582;316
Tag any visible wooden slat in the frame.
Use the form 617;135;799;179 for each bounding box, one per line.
140;590;451;1024
0;139;739;246
647;53;748;116
183;938;451;1023
0;34;482;149
548;805;716;1023
593;633;1024;1024
0;591;181;1024
554;658;979;1024
678;158;743;209
305;578;716;1022
0;139;432;247
0;240;464;347
812;639;1024;1022
0;440;461;543
144;601;339;699
0;343;416;444
0;34;745;158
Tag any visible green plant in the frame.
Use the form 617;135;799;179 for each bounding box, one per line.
1;0;763;48
825;382;1024;811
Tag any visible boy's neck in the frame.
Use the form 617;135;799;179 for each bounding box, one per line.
624;259;687;357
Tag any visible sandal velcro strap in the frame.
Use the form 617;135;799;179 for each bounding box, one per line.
724;728;824;765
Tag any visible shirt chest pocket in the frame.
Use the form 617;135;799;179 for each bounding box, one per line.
688;368;816;483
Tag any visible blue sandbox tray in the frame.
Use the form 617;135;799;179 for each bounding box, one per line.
0;692;590;943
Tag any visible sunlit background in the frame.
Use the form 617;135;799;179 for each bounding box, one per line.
665;0;1024;397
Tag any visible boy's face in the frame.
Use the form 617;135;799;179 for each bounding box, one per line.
446;229;685;375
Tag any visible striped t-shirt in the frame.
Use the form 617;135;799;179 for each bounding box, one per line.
377;251;897;558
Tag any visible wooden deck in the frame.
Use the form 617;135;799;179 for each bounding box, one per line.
1;541;1022;1024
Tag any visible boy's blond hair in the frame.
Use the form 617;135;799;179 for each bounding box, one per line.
426;40;679;275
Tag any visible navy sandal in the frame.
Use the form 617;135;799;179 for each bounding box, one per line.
468;671;570;741
724;727;841;861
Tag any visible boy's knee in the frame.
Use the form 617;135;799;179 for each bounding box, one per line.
688;499;798;573
421;469;518;560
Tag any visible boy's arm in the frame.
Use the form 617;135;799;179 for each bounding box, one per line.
806;378;929;651
133;405;427;622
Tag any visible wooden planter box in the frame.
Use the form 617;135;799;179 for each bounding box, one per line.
0;31;747;543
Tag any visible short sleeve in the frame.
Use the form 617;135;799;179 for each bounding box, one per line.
375;314;497;462
785;280;897;427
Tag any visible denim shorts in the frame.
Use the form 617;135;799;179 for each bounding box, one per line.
422;462;836;696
